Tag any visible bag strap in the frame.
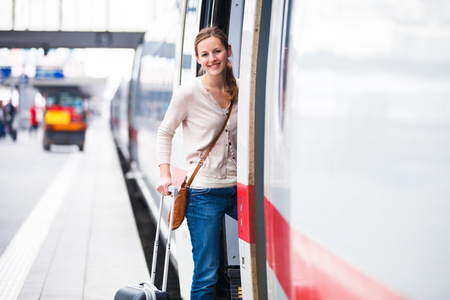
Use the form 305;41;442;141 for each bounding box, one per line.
186;101;234;187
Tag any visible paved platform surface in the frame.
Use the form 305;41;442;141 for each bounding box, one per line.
0;113;150;299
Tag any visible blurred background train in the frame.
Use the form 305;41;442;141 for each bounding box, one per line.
110;0;450;299
42;87;88;151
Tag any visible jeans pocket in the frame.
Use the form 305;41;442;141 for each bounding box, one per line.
189;188;211;196
187;188;211;219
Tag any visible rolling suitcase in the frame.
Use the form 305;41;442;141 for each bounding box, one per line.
114;186;178;300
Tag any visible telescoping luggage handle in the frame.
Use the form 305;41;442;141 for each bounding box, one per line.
150;186;177;292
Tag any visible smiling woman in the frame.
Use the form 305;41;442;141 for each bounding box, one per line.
156;26;239;300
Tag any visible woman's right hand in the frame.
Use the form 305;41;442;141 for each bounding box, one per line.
157;164;172;195
157;177;173;196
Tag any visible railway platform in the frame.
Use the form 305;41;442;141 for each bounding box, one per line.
0;109;150;299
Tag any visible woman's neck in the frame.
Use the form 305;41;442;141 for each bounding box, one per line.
201;74;227;92
200;75;230;109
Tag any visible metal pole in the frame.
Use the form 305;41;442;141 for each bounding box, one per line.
12;0;15;29
106;0;109;31
59;0;62;30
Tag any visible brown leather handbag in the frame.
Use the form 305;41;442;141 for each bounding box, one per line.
168;101;234;230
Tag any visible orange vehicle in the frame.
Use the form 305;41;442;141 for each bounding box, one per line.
43;88;87;151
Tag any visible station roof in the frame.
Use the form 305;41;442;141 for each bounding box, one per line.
2;76;107;99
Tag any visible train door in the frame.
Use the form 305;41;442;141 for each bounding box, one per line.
205;3;246;299
263;0;292;298
174;1;246;298
127;42;143;166
214;3;246;299
235;0;274;298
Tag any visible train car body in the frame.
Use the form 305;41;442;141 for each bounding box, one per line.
111;0;450;299
111;81;131;163
43;88;87;151
261;1;450;299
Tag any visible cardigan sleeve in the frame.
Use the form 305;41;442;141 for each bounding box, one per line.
156;88;188;165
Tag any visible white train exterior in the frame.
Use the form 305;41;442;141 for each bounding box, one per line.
111;0;450;299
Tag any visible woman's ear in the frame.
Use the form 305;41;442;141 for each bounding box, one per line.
195;54;200;64
228;44;232;57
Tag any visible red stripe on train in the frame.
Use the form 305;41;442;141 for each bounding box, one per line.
237;183;255;244
264;197;406;300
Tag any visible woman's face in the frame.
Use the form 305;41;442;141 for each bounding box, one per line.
196;36;231;77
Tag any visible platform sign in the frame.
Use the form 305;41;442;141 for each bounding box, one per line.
0;66;12;82
35;68;64;80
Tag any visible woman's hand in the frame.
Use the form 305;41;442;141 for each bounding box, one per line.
157;164;172;195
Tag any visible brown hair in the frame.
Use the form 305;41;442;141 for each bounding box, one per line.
194;26;238;101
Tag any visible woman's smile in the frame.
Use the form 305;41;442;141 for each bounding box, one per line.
209;62;220;69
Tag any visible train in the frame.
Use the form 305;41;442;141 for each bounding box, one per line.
111;0;450;299
42;87;88;151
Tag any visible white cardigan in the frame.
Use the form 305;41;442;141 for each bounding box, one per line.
157;77;238;180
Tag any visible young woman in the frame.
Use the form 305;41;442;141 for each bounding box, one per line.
156;26;239;299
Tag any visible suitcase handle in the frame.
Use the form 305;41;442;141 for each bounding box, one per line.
140;282;157;300
150;186;178;291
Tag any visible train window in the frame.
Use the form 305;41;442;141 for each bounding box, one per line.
180;0;201;86
228;0;244;77
278;0;292;132
200;0;231;33
134;0;179;127
47;95;57;106
178;0;242;84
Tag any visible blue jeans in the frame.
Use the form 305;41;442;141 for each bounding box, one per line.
185;186;238;300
